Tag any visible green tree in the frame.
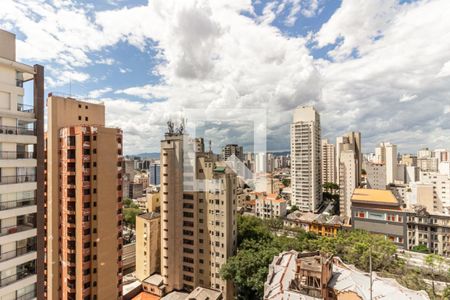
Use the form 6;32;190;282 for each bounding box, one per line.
123;207;141;228
412;244;430;254
236;215;272;246
281;178;290;187
425;254;445;296
123;197;132;207
220;245;280;299
264;217;284;230
323;182;339;194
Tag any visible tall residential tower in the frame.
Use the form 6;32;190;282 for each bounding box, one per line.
321;139;336;185
0;29;45;300
336;132;361;218
45;95;123;300
290;106;322;212
160;132;237;300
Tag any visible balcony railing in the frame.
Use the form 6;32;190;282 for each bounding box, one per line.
0;197;36;211
17;103;34;113
0;224;35;237
0;125;35;136
0;175;36;185
0;267;36;287
0;243;36;262
16;290;37;300
0;151;35;159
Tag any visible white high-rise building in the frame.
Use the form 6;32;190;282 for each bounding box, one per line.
0;29;44;299
321;139;336;185
375;142;397;184
290;106;321;212
336;132;361;217
418;148;432;159
434;149;449;164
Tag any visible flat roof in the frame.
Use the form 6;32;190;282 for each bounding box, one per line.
351;188;399;206
138;212;160;220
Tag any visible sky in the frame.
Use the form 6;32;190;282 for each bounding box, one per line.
1;0;450;154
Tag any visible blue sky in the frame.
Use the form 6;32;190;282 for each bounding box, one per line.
2;0;450;154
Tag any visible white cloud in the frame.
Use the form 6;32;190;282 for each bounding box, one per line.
437;61;450;78
46;70;90;88
97;58;115;65
317;0;450;152
3;0;450;154
119;67;131;73
88;87;113;98
399;94;417;103
314;0;400;61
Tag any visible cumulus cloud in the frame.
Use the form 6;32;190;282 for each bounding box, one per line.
317;0;450;152
88;87;113;98
2;0;450;154
46;70;90;88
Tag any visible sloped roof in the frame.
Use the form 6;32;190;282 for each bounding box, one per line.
329;258;430;300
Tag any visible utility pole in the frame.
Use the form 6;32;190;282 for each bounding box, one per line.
369;246;373;300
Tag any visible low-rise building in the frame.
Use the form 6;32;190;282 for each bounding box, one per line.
284;211;348;237
406;205;450;256
351;188;407;248
255;193;287;219
264;250;429;300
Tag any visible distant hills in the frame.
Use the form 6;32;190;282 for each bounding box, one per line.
126;152;160;159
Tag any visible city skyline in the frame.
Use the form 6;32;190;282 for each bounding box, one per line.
1;0;450;154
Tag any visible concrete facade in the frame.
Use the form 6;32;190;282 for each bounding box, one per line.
136;212;160;282
0;29;45;300
160;133;237;300
46;96;123;300
290;106;322;212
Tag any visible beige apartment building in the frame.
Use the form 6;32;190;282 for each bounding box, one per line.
160;132;237;300
321;139;336;185
45;95;124;300
0;29;45;300
336;132;361;218
290;106;322;212
135;212;160;281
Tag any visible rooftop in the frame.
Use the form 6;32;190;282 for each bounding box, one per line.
329;258;430;300
161;292;189;300
143;274;164;287
264;250;430;300
351;188;399;206
286;211;346;226
186;287;222;300
138;212;160;221
132;292;160;300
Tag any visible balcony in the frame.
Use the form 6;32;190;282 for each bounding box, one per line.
0;224;35;237
0;125;35;136
0;151;35;159
0;175;36;185
0;265;35;287
0;243;36;262
16;290;37;300
17;103;34;113
0;197;36;211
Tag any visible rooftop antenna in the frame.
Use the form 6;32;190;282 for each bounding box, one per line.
209;140;212;153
